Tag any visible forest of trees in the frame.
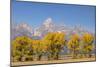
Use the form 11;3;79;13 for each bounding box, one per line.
11;32;95;62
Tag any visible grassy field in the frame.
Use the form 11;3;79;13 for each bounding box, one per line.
11;55;96;66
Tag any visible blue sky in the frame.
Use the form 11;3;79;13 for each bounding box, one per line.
12;0;96;33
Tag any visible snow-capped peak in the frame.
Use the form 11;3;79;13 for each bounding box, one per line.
43;18;54;29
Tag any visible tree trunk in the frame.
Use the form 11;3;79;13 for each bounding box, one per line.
37;54;42;61
54;52;59;60
72;49;75;59
88;53;92;58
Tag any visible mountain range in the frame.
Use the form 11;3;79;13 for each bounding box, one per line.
11;18;94;40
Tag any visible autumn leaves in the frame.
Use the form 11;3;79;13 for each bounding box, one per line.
12;32;95;62
67;33;94;58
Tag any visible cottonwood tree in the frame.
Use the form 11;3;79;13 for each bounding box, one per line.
32;40;49;60
67;34;80;58
43;32;66;60
12;36;33;61
82;33;94;58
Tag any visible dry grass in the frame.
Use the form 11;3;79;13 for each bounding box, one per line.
11;55;96;66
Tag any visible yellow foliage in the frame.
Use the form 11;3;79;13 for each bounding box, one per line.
82;33;94;55
82;33;94;44
67;34;80;50
32;40;51;53
12;36;32;49
44;32;66;46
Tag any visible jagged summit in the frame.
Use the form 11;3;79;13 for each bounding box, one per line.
33;18;89;37
34;18;55;36
43;18;53;28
